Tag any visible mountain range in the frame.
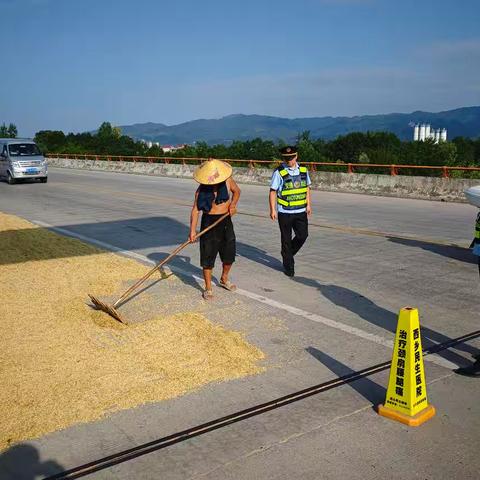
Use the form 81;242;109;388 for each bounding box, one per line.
118;106;480;145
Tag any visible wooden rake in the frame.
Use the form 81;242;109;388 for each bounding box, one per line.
89;212;231;324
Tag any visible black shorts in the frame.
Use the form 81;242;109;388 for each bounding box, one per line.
200;214;236;268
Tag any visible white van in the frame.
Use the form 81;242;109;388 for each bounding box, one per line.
0;138;48;184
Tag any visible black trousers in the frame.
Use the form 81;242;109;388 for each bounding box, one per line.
278;212;308;273
200;214;236;268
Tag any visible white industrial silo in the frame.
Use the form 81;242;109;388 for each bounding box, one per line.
414;124;420;141
419;124;426;141
425;124;431;140
434;129;441;144
440;128;447;142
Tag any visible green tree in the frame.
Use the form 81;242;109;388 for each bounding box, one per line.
34;130;67;153
7;123;17;138
112;126;122;139
297;137;321;163
193;141;210;158
296;130;311;143
97;122;114;138
146;144;163;157
358;152;370;163
1;122;18;138
452;137;476;165
326;132;369;163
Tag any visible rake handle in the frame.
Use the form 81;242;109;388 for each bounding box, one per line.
113;212;232;307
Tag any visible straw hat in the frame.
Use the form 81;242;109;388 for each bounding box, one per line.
194;159;233;185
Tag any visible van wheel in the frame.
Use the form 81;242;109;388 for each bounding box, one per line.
40;177;48;183
7;172;16;185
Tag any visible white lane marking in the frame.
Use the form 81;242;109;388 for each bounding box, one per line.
32;220;456;370
232;287;455;369
33;221;151;264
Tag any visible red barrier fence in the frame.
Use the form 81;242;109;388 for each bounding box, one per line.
46;153;480;178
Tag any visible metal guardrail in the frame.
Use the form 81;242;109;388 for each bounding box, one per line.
46;153;480;178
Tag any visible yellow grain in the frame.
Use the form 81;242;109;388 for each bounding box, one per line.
0;212;265;451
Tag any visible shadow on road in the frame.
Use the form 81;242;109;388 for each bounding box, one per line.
387;237;477;264
147;252;206;293
0;443;63;480
148;240;284;292
295;276;478;367
0;216;189;265
236;242;283;272
306;347;386;405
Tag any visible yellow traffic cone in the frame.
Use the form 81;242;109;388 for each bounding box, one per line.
377;307;436;426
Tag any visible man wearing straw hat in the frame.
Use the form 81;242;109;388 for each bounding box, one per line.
190;158;241;300
269;145;312;277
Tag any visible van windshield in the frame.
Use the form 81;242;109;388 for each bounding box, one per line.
8;143;42;157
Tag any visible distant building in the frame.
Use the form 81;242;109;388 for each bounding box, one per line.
161;144;188;153
138;140;188;153
412;123;447;143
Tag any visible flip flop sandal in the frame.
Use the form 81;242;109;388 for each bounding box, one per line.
219;280;237;291
202;289;214;300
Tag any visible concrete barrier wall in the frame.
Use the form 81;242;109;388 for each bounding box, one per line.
47;157;478;203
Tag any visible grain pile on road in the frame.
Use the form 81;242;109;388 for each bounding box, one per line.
0;212;265;451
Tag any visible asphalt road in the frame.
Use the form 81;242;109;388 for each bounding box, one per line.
1;167;479;480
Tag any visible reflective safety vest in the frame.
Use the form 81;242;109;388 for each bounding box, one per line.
276;165;308;210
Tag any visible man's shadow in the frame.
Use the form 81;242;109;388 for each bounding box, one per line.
147;252;206;293
0;443;63;480
387;237;477;264
306;347;386;407
236;242;284;272
295;276;478;367
147;241;284;292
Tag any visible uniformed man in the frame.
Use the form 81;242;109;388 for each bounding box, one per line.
269;145;312;277
189;158;241;300
456;210;480;377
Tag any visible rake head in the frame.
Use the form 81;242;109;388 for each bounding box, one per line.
88;294;128;325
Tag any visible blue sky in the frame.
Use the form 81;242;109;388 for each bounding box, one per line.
2;0;479;136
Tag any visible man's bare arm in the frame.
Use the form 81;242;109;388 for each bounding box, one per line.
190;190;200;242
228;178;241;215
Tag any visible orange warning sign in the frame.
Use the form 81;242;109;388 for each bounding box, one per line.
378;307;435;426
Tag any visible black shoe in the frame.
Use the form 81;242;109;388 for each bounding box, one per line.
283;269;294;278
455;360;480;377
